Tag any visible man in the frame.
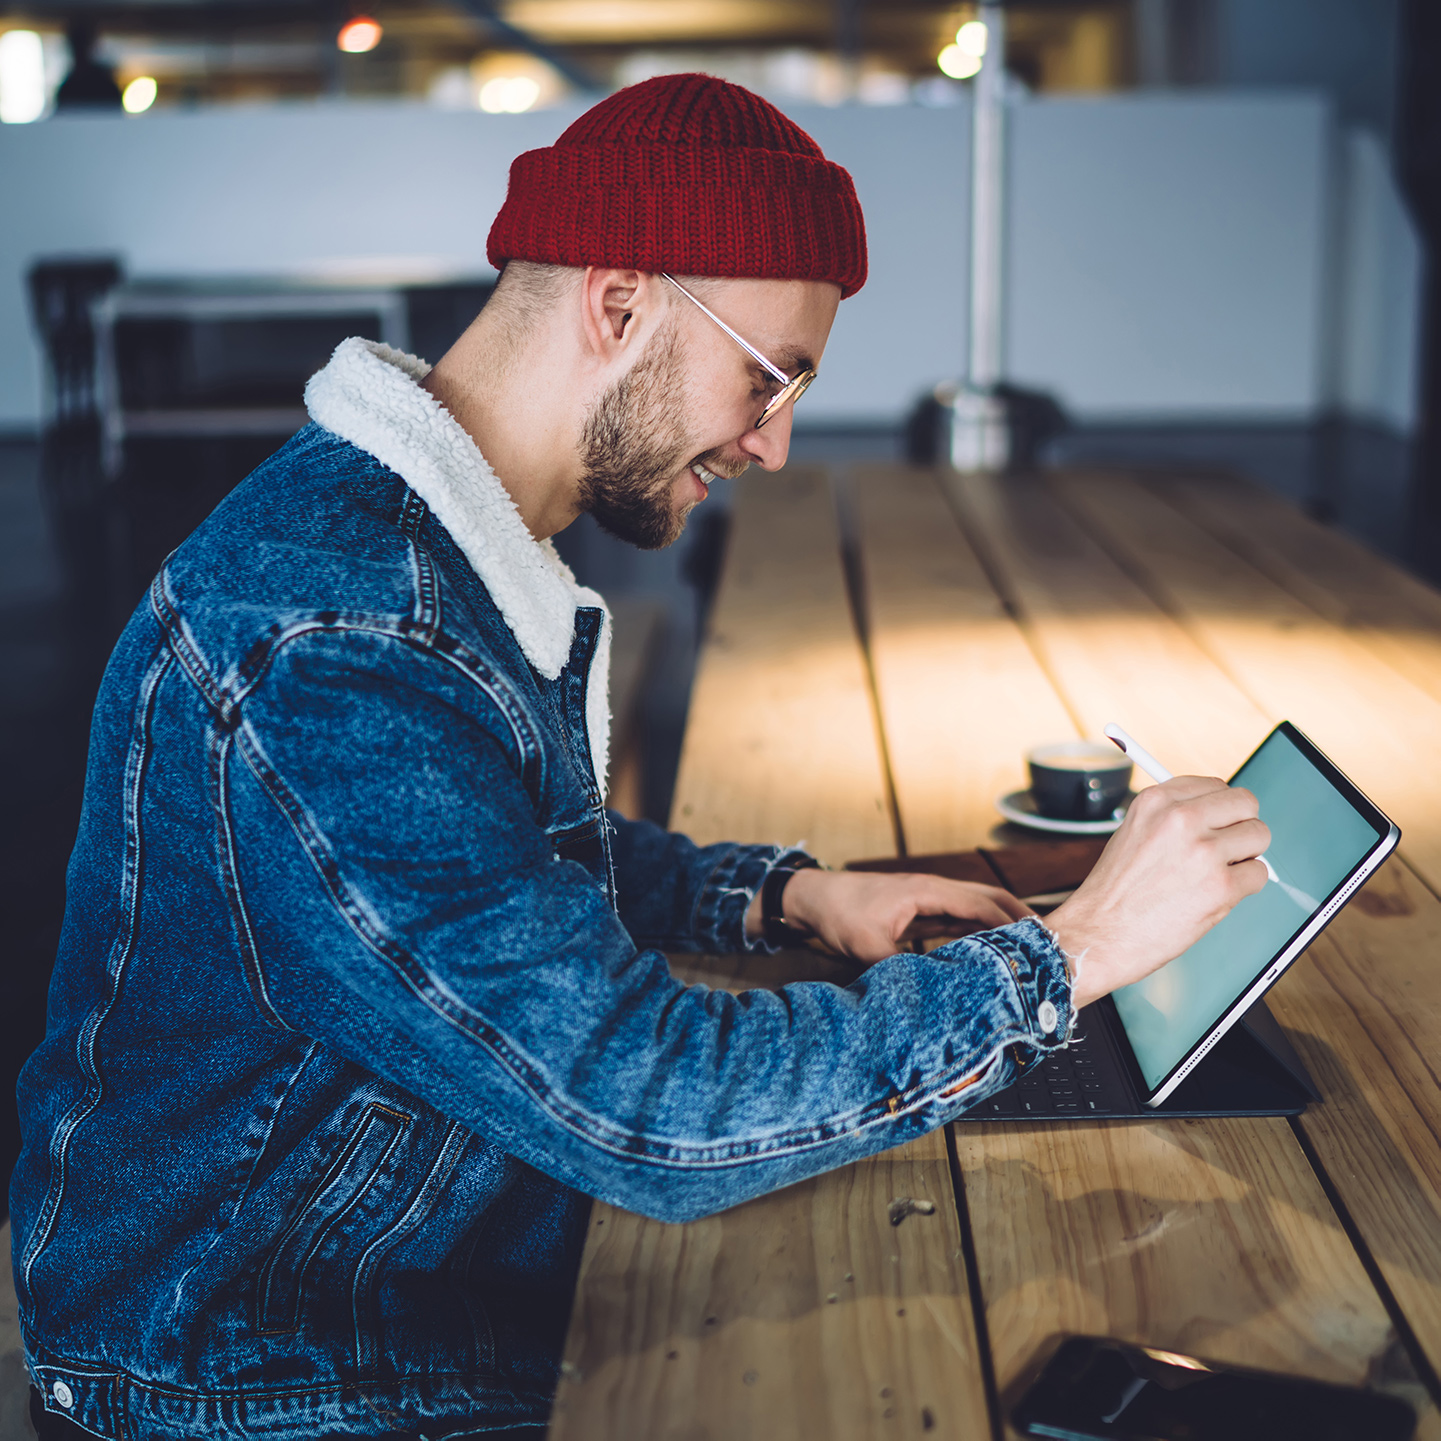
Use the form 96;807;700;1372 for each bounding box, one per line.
13;74;1268;1441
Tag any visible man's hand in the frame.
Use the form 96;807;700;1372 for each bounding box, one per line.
746;867;1035;964
1047;776;1271;1009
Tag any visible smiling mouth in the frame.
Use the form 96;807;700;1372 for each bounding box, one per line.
690;461;720;489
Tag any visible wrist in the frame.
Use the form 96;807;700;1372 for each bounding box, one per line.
1044;898;1106;1009
760;852;821;948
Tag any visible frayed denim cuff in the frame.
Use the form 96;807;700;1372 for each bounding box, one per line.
691;843;817;954
973;915;1078;1053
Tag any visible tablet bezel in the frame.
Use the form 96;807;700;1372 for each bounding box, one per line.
1110;721;1401;1109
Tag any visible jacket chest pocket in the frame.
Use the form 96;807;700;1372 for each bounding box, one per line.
257;1102;410;1335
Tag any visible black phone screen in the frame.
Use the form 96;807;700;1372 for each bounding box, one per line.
1012;1337;1415;1441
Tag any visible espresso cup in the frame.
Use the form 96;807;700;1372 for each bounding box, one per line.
1027;741;1133;821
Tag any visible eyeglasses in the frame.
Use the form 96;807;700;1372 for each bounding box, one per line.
660;273;816;430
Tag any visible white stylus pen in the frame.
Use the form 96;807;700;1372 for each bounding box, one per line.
1103;722;1281;884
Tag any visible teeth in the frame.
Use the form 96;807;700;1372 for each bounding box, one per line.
691;462;717;487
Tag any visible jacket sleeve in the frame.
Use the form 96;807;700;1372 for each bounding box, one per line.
230;629;1077;1223
603;811;794;954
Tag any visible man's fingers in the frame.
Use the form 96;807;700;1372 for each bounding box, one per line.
1144;774;1228;801
1228;855;1271;898
1193;784;1261;827
1214;816;1272;865
906;876;1034;924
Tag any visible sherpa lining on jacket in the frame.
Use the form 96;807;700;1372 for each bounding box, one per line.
305;336;612;788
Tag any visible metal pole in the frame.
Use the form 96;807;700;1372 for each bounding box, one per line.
967;0;1005;391
948;0;1009;470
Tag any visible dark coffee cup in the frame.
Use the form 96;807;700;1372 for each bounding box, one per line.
1027;741;1133;821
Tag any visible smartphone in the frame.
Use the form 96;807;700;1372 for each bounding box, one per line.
1011;1336;1416;1441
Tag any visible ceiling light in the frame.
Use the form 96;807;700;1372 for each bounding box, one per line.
938;44;982;80
122;75;157;112
956;20;988;57
0;29;47;123
478;75;540;113
337;18;382;54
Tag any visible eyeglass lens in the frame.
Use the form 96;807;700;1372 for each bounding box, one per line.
756;370;816;429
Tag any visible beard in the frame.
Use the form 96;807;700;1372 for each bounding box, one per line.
577;323;718;551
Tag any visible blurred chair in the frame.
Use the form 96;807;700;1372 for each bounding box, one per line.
27;257;125;638
29;264;493;626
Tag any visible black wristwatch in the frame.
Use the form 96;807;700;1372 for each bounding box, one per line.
760;852;820;948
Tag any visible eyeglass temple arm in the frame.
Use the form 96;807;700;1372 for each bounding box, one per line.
659;273;792;385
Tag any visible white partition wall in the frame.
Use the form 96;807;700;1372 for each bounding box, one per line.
0;91;1421;433
1006;93;1333;421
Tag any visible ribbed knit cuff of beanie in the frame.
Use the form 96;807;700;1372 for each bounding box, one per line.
486;72;868;298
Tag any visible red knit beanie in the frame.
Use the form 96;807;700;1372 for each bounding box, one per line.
486;73;867;298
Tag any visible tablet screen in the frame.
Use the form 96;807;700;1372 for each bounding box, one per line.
1110;726;1388;1094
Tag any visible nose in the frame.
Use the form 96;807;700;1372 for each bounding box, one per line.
737;404;793;472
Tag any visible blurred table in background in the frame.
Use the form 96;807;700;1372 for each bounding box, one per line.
28;261;494;631
549;464;1441;1440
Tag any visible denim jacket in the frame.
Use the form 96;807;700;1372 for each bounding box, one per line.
12;339;1076;1440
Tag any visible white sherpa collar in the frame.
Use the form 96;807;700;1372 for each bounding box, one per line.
304;337;612;789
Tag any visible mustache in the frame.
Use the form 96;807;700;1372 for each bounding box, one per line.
693;451;751;481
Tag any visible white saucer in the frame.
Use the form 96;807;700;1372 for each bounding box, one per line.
995;788;1133;835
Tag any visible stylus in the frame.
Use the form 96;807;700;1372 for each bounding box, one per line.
1103;722;1282;885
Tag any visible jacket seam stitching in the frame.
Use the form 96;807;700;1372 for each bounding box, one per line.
20;647;175;1302
211;723;290;1030
22;1335;552;1405
350;1119;473;1373
164;1039;323;1329
400;489;442;636
256;1103;411;1335
232;721;1057;1167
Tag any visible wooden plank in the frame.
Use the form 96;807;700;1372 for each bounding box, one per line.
553;1124;982;1441
848;466;1080;853
913;470;1440;1428
669;469;893;862
958;1117;1438;1433
1050;469;1441;894
1156;471;1441;712
940;471;1272;780
1268;861;1441;1398
1038;472;1441;1383
551;469;992;1441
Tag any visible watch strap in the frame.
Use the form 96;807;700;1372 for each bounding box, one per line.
761;852;820;948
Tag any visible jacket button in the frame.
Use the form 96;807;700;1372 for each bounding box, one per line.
52;1381;75;1410
1037;1000;1059;1035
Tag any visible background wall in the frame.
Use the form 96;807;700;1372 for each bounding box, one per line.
1008;93;1332;421
0;89;1421;434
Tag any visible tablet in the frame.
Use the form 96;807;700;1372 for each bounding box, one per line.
1107;721;1399;1108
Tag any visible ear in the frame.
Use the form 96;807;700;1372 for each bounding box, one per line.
579;267;663;358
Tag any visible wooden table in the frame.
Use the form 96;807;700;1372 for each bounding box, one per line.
549;465;1441;1439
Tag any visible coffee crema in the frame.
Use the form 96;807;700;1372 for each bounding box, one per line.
1036;751;1130;771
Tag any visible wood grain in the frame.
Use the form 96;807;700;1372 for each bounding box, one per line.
941;471;1272;783
1155;471;1441;712
955;1118;1437;1434
551;468;991;1440
1267;858;1441;1396
1050;469;1441;895
911;469;1440;1428
553;1123;986;1441
669;468;893;863
849;466;1080;853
